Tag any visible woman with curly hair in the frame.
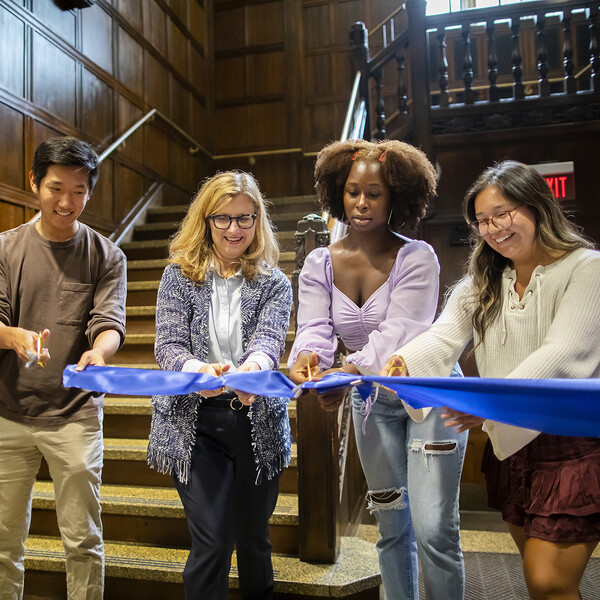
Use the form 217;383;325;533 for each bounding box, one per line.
289;139;467;600
383;160;600;599
147;171;292;600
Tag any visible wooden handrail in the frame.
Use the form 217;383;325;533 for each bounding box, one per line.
425;0;598;30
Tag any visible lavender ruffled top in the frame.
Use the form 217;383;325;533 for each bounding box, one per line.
289;240;440;375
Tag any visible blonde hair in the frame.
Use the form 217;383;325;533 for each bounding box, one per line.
169;171;280;283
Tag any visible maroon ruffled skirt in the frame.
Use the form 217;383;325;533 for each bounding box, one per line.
482;433;600;543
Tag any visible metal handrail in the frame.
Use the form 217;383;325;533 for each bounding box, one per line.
99;108;209;162
27;108;210;225
341;71;363;141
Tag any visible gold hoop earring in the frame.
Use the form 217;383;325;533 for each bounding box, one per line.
387;210;393;226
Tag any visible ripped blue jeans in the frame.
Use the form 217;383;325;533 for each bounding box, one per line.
352;387;468;600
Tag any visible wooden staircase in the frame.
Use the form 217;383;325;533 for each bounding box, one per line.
24;195;381;599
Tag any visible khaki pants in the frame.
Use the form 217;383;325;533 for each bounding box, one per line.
0;413;104;600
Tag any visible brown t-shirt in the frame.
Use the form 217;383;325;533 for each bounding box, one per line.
0;222;126;425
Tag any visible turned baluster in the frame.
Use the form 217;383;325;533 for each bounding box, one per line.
462;23;475;104
562;9;575;94
536;13;550;97
511;17;525;99
396;48;408;119
437;27;449;107
487;20;499;101
588;5;600;92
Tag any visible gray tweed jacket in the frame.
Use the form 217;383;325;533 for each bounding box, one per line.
147;263;292;484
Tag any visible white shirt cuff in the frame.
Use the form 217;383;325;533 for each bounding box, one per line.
245;351;273;371
182;358;206;372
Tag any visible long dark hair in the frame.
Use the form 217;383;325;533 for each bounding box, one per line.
462;160;593;344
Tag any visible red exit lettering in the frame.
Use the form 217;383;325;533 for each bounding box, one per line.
544;175;569;200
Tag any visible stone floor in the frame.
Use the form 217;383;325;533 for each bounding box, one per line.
364;511;600;600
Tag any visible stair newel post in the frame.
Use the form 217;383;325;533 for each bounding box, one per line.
562;9;576;94
511;17;525;100
293;215;340;563
536;12;551;97
406;0;433;158
350;22;371;140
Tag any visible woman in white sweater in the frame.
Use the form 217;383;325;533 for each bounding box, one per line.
383;160;600;600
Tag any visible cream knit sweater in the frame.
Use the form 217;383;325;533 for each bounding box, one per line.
395;247;600;458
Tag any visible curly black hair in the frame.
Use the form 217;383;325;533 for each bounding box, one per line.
314;139;437;232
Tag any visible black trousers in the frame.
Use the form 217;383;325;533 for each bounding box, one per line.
174;400;280;600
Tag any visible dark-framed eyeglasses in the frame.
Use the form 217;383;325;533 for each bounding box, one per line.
209;214;257;230
468;206;521;237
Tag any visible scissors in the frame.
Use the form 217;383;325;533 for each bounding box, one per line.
25;332;48;369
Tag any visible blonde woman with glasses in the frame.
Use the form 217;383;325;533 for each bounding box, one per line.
147;171;292;600
383;160;600;600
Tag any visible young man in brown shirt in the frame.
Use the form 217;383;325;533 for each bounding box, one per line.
0;136;127;599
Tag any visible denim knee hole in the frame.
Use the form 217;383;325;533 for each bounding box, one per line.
366;486;408;513
410;439;458;469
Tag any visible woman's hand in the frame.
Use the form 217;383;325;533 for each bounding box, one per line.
233;361;260;406
289;351;321;384
316;388;347;412
379;354;408;377
441;407;485;433
198;362;230;397
313;363;359;411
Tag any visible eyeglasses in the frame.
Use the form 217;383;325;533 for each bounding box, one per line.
468;206;521;237
209;214;257;230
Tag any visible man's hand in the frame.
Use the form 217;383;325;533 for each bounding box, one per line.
75;330;121;371
0;325;50;365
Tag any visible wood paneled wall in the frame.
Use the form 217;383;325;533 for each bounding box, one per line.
0;0;210;235
211;0;403;197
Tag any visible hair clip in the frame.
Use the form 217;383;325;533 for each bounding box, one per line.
351;150;359;161
379;151;386;163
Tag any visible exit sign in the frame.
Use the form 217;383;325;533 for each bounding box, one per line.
531;161;575;201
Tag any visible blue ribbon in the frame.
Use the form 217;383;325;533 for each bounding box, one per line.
62;365;297;397
62;365;600;437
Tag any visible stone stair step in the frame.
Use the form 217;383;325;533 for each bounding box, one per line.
126;305;156;318
115;331;294;364
132;221;180;241
270;195;319;213
24;534;379;599
126;280;160;306
123;331;295;345
125;307;157;334
105;361;291;377
103;396;297;440
38;438;298;492
276;230;295;252
126;259;168;281
30;482;299;552
146;205;188;222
